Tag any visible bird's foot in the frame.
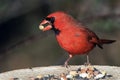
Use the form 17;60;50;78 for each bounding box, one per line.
84;62;91;66
64;62;70;68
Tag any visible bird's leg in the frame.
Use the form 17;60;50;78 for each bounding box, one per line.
87;54;89;64
85;54;91;66
64;54;73;68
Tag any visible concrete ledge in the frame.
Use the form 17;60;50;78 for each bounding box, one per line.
0;65;120;80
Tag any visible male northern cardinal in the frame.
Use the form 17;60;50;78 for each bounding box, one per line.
39;11;116;67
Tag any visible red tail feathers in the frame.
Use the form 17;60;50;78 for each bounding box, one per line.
97;39;116;49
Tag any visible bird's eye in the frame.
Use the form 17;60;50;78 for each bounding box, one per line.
45;17;55;23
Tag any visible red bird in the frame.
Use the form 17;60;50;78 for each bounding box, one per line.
39;11;116;67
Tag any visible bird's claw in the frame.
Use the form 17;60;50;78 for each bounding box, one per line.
84;62;91;66
64;62;70;68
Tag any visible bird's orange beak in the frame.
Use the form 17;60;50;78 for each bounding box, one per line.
39;20;52;31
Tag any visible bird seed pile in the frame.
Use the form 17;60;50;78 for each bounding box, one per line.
10;66;112;80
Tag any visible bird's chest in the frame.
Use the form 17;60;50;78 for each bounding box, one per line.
56;30;94;55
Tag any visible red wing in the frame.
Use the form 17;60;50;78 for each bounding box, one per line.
81;27;103;49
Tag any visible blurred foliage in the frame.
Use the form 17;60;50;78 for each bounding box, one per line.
0;0;120;72
90;19;120;32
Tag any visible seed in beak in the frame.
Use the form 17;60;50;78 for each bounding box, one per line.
39;25;44;30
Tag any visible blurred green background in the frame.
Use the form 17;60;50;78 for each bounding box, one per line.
0;0;120;72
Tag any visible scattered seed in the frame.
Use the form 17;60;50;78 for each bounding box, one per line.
36;75;43;79
66;74;73;79
79;73;88;78
9;66;111;80
94;73;105;79
69;70;78;76
60;73;67;80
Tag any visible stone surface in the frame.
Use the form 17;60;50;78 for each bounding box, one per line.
0;65;120;80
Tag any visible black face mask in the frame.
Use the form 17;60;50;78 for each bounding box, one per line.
45;17;60;35
45;17;55;24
